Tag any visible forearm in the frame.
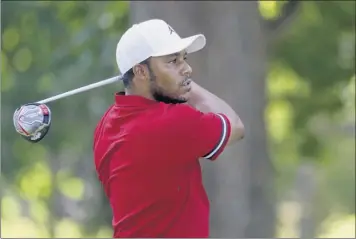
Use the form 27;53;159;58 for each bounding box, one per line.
188;82;235;118
188;81;244;142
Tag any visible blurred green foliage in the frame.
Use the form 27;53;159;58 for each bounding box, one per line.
270;1;355;157
1;1;355;237
2;1;130;237
265;0;355;204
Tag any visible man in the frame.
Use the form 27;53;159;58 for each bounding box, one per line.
93;19;244;238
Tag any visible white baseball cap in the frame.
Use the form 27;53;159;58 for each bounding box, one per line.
116;19;206;75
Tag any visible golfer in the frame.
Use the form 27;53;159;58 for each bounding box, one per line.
93;19;244;238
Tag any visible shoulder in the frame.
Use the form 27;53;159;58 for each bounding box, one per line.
118;104;202;143
161;103;203;121
93;105;117;141
153;103;204;129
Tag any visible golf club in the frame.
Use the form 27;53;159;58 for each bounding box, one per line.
13;75;123;143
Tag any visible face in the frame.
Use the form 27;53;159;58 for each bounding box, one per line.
144;50;193;104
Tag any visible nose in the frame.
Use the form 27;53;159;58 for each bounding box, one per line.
182;63;192;78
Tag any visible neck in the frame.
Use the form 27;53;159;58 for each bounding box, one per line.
124;87;155;101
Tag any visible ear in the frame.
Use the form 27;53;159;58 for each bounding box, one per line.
132;64;149;80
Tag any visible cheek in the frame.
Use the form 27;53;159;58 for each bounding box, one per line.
157;73;180;93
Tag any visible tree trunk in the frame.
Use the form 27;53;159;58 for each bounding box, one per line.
295;162;317;239
130;1;275;237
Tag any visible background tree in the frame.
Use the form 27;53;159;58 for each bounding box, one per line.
131;1;276;237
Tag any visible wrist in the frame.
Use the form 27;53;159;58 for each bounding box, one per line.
187;82;203;104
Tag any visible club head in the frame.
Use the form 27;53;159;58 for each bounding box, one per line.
13;103;52;143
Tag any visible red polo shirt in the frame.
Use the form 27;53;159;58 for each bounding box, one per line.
93;93;231;238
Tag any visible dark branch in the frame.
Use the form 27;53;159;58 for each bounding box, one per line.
262;0;301;40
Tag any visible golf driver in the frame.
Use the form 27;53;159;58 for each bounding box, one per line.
13;75;123;143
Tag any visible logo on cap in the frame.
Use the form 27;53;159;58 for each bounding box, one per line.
168;25;174;35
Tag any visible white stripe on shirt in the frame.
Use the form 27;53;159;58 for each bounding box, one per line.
203;114;228;159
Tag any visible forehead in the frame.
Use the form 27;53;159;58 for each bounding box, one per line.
153;50;187;61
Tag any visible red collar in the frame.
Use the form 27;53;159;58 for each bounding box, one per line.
115;92;158;107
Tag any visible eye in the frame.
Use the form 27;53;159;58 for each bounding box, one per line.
168;58;177;64
168;56;187;64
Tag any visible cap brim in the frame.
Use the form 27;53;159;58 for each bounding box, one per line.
151;34;206;57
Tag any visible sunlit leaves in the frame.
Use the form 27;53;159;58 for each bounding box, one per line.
20;12;38;40
301;2;323;26
12;139;48;164
344;75;355;111
267;62;311;99
105;1;129;21
96;226;113;238
56;2;88;32
98;12;115;30
18;161;52;200
270;0;355;141
55;218;83;237
258;1;287;20
12;47;33;72
265;2;355;227
57;176;85;200
29;200;50;224
2;27;20;52
1;217;47;238
266;100;294;143
337;32;355;70
56;1;78;22
37;73;56;93
2;196;50;237
1;195;22;220
56;170;85;208
318;214;356;238
317;135;356;213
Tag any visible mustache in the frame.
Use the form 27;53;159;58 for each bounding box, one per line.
181;78;192;87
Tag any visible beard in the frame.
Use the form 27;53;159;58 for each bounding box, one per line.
152;90;187;104
148;67;187;105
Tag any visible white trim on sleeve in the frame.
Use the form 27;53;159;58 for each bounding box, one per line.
202;114;228;160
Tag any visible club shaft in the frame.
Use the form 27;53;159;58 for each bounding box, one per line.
37;76;122;104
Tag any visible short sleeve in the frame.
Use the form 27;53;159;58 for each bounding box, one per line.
160;104;231;161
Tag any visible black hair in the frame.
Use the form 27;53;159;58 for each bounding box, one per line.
122;58;151;88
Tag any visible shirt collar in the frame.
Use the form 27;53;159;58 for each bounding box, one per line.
115;92;158;107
